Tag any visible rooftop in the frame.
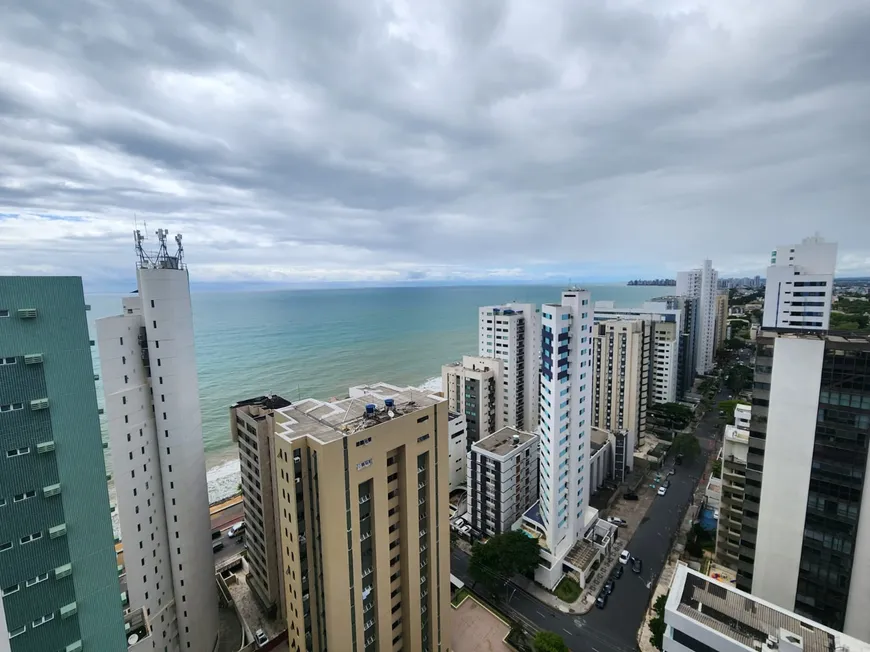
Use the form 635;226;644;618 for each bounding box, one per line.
231;394;292;419
274;382;442;444
473;427;537;457
760;329;870;344
724;425;750;444
669;565;870;652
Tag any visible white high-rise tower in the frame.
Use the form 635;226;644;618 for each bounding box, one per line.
534;289;594;588
762;235;837;331
96;230;218;652
677;259;718;374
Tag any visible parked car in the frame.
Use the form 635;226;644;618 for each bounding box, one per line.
619;550;631;565
596;592;608;609
604;579;615;595
212;540;224;553
613;565;624;579
668;468;676;476
211;528;221;541
228;522;246;538
663;480;671;489
623;492;639;501
254;629;269;646
606;516;626;526
657;486;667;496
675;454;684;465
632;557;643;574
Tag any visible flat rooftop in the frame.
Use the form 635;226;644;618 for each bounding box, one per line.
231;394;292;419
724;425;749;443
669;565;870;652
274;383;442;444
473;427;536;457
760;329;870;344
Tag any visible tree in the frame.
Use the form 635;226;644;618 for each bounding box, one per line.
711;458;722;478
533;631;569;652
725;364;753;394
648;402;693;430
649;593;669;650
469;530;540;593
671;432;701;462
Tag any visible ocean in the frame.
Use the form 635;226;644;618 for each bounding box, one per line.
86;284;667;516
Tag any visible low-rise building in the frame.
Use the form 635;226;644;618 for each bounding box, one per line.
734;403;751;430
229;394;292;616
664;564;870;652
467;427;538;536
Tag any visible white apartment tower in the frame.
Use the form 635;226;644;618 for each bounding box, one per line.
677;259;718;374
478;303;541;431
96;231;218;652
535;289;594;588
762;235;837;331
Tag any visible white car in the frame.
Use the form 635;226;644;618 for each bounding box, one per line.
460;524;472;535
607;516;626;526
657;486;667;496
619;550;631;565
254;629;268;646
227;522;246;538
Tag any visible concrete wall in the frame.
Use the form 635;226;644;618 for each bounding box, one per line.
752;336;824;609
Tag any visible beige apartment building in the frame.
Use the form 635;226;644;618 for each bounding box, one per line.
273;382;451;652
715;423;749;569
592;319;649;462
229;395;291;616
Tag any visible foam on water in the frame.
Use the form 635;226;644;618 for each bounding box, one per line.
420;375;443;393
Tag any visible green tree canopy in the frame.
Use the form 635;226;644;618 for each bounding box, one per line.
671;432;701;462
533;631;569;652
649;593;669;650
469;530;540;592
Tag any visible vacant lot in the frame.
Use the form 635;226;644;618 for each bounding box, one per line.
450;596;512;652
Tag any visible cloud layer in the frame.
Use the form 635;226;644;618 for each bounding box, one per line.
1;0;869;288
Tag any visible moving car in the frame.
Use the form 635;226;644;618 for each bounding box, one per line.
606;516;626;526
619;550;631;564
228;522;246;538
604;579;615;595
632;557;643;574
254;629;269;646
596;592;608;609
657;486;667;496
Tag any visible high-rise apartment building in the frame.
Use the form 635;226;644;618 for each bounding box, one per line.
594;301;682;402
467;427;539;536
533;289;595;589
230;395;292;616
478;304;541;431
592;319;649;460
715;415;750;569
677;259;719;375
736;330;870;638
0;277;127;652
762;235;837;331
441;355;502;446
714;291;729;351
272;382;450;652
446;412;467;491
96;231;218;652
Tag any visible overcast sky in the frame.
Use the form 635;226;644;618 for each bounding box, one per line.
1;0;868;290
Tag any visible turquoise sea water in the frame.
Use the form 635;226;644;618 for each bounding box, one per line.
87;284;666;501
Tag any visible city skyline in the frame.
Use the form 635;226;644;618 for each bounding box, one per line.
1;1;869;287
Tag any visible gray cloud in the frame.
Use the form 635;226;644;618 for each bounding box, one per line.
1;0;869;288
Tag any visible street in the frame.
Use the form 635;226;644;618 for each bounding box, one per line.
450;390;727;651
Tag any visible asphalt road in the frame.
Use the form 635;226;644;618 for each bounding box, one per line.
450;389;728;652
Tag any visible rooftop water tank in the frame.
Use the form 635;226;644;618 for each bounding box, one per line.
365;404;376;416
384;398;395;408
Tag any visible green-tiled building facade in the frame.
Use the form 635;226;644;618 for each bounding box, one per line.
0;277;126;652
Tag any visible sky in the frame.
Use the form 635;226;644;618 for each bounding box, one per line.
1;0;869;291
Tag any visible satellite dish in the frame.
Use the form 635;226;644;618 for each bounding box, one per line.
128;634;139;645
388;410;395;419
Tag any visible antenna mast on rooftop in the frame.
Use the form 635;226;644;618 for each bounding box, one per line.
133;226;186;270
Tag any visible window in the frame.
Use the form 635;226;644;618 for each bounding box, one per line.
0;403;24;413
7;447;30;458
0;541;11;552
25;573;49;587
1;584;19;596
32;612;54;628
13;490;35;503
0;357;16;365
20;531;42;544
0;309;9;318
8;626;25;639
